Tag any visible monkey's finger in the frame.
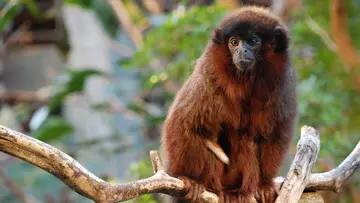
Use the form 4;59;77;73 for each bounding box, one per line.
205;140;230;164
193;184;199;201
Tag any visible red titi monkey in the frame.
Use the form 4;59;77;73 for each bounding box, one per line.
161;6;297;203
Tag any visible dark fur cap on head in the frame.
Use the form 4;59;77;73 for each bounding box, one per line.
212;6;290;53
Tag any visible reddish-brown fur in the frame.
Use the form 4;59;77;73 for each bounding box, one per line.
161;6;297;203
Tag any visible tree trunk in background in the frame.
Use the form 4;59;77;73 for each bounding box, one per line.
330;0;360;69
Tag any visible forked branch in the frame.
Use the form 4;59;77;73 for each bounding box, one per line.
307;141;360;192
275;126;320;203
0;125;359;203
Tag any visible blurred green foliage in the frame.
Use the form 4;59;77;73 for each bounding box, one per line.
32;116;73;142
49;68;104;110
291;0;360;163
128;159;158;203
1;0;360;202
121;5;226;90
0;0;40;32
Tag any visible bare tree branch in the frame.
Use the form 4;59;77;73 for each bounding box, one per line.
275;126;320;203
0;125;359;202
0;125;217;203
306;141;360;192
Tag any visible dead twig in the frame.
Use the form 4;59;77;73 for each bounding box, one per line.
107;0;143;48
304;16;337;53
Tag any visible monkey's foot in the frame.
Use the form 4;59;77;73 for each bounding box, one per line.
180;176;205;202
257;187;278;203
219;192;252;203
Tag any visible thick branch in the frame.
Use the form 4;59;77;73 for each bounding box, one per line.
275;126;320;203
0;125;217;203
0;125;359;203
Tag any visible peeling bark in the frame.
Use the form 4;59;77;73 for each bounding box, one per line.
275;126;320;203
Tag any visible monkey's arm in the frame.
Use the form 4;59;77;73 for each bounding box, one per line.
163;81;223;179
163;117;208;179
259;121;294;187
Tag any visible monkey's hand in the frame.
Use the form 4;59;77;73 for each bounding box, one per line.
205;140;230;164
180;176;206;202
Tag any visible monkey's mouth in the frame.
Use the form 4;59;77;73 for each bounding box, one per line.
235;59;255;71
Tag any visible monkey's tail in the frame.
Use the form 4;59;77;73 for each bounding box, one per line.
205;140;230;165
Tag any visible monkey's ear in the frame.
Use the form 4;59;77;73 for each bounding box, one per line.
273;26;289;53
212;28;224;44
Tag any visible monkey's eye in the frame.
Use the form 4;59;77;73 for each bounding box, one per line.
248;37;258;46
229;38;239;47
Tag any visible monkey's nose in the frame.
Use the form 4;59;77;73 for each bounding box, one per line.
243;49;254;61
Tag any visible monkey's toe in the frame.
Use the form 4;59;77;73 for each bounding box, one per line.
219;192;252;203
180;176;205;202
258;187;278;203
219;192;231;203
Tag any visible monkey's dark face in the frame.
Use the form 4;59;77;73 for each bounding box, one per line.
227;33;262;71
211;7;289;73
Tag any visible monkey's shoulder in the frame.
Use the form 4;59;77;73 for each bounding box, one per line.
166;73;223;121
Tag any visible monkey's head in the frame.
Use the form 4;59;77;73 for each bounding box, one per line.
212;6;289;72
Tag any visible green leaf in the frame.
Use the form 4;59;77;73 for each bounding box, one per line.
32;116;73;142
64;0;93;8
0;1;22;32
65;69;104;92
20;0;40;17
91;102;111;111
48;69;104;110
117;58;133;69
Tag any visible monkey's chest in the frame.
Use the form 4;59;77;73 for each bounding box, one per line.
221;101;276;137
